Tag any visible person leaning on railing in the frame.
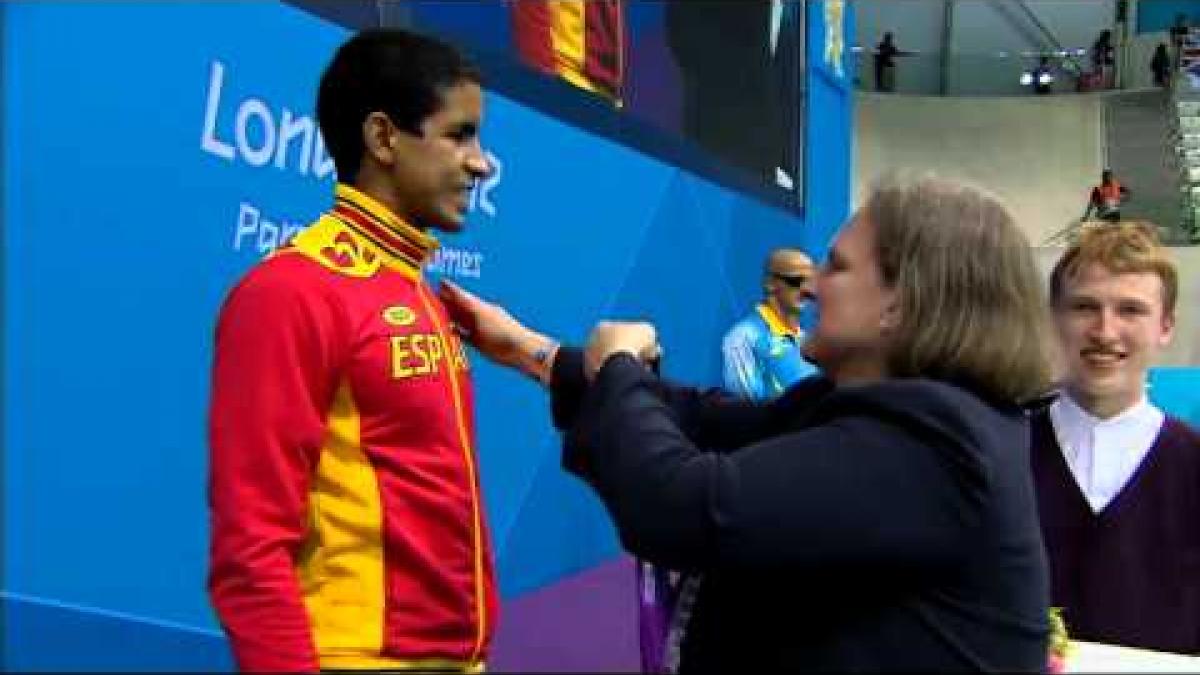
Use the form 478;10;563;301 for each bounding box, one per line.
1082;170;1130;223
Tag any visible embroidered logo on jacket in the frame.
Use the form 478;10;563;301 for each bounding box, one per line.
382;305;418;327
289;217;383;278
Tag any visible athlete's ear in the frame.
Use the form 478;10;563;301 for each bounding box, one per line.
363;111;398;167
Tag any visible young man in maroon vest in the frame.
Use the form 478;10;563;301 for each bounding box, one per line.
1031;221;1200;655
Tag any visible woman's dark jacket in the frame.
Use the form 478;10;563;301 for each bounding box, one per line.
550;349;1049;672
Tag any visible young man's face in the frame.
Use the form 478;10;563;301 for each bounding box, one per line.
1054;262;1174;414
389;81;491;232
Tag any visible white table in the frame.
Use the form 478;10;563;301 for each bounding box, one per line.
1065;640;1200;673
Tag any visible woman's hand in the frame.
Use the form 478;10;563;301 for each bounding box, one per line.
584;321;661;381
438;280;559;383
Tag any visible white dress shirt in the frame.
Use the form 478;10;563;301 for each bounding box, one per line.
770;0;784;56
1048;392;1165;513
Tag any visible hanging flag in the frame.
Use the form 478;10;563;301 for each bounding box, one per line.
510;0;626;105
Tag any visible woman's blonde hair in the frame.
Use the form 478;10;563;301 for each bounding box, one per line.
864;172;1054;404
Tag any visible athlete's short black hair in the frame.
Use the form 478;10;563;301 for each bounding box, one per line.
316;28;481;182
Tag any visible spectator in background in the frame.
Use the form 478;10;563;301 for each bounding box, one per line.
1091;29;1115;90
722;248;819;400
1031;57;1054;95
874;32;905;92
1151;43;1172;88
1082;170;1130;223
1031;221;1200;655
1170;14;1190;69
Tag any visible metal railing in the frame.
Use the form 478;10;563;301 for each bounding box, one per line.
1175;91;1200;243
853;48;1102;97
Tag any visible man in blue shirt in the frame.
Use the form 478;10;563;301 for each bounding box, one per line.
722;247;818;400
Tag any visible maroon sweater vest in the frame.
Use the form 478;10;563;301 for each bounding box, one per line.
1030;409;1200;654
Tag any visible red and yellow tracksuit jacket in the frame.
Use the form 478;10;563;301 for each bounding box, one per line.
208;184;497;672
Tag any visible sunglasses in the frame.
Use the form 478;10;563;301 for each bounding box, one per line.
773;273;811;289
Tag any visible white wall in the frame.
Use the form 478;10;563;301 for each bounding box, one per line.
854;91;1104;244
853;89;1196;366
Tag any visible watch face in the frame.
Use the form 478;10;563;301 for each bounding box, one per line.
769;336;789;357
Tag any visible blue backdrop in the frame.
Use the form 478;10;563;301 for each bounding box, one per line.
2;1;854;670
6;3;1199;671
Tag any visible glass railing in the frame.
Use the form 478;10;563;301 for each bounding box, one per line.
851;48;1104;97
1176;67;1200;243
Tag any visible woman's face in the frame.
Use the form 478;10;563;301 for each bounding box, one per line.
802;212;897;383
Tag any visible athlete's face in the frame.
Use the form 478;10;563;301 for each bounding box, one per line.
386;81;491;232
